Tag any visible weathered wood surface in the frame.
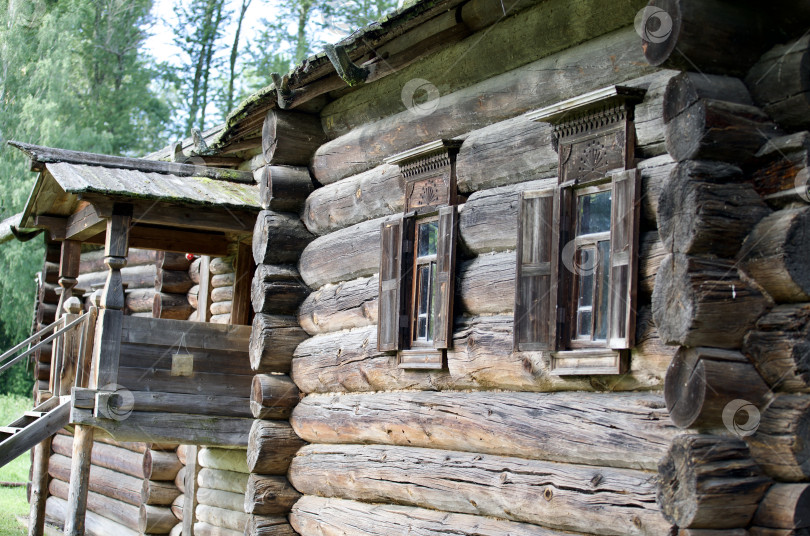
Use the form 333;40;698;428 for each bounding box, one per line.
251;264;309;315
210;300;232;315
156;251;192;271
152;292;193;319
297;275;378;335
259;165;314;213
262;109;326;167
312;27;654;184
292;314;672;394
747;394;810;481
246;419;306;475
291;391;676;470
753;484;810;530
658;161;770;258
50;477;139;530
652;254;770;348
198;447;249;474
752;133;810;206
251;374;300;420
639;154;676;225
80;248;155;273
142;478;181;506
171;493;183;520
747;35;810;131
212;273;235;288
639;232;666;299
45;496;139;536
741;207;810;302
289;443;672;535
197;467;249;494
77;264;156;293
29;436;52;536
116;367;252;397
140;503;179;534
144;448;183;481
457;252;515;315
750;528;810;536
196;504;247;532
210;256;233;275
244;514;297;536
290;495;583;536
48;453;142;506
197;487;244;512
744;304;810;393
192;522;242;536
52;434;146;479
244;474;301;515
125;288;158;314
155;268;194;294
105;392;251;418
664;347;771;429
252;210;313;265
657;434;771;529
249;313;308;372
302;164;403;236
211;313;231;324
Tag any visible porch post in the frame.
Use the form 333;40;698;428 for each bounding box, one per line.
64;203;131;536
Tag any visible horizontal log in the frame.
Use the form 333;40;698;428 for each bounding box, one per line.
196;504;248;532
193;522;242;536
210;300;232;315
117;366;252;397
244;473;301;515
251;374;300;420
292;313;672;394
142;478;181;506
291;495;579;536
175;466;186;493
658;161;770;258
652;254;771;348
49;476;139;531
251;264;309;315
197;486;244;512
171;493;183;520
747;394;810;481
302;164;403;236
289;443;672;535
197;467;248;494
45;495;139;536
744;304;810;393
741;207;810;302
750;529;810;536
639;232;666;299
71;409;253;447
120;391;252;418
211;313;230;324
211;286;233;302
118;339;251;375
140;503;178;534
120;314;250;351
252;210;314;265
80;248;156;273
457;252;515;315
297;275;378;335
747;35;810;132
144;448;182;481
244;514;297;536
638;154;676;225
188;285;199;308
48;452;142;506
77;263;156;293
210;256;233;275
752;133;810;207
658;434;771;529
664;347;771;429
290;390;676;470
125;288;157;314
259;165;314;213
212;273;234;288
52;434;145;479
189;257;201;283
156;251;192;271
249;314;308;373
247;420;306;474
262;109;326;167
753;484;810;529
152;292;193;320
198;447;249;474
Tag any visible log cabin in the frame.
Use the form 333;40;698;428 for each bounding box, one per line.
1;0;810;534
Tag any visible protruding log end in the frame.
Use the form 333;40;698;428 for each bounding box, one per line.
753;483;810;530
251;374;300;420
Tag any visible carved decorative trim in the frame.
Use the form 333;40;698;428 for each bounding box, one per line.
387;139;462;212
401;151;452;178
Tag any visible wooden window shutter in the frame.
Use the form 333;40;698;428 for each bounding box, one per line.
378;216;414;351
514;189;559;351
433;206;458;350
607;169;641;350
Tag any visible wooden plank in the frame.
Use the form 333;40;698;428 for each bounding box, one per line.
120;315;250;352
197;256;213;322
115;367;252;397
66;204;105;241
182;445;199;536
84;226;232;256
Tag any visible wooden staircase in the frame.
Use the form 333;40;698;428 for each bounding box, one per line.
0;395;71;467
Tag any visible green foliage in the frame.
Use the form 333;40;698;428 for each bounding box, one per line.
0;393;31;535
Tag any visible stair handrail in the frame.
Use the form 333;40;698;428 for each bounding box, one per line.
0;312;90;376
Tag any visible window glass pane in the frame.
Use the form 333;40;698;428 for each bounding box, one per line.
577;310;592;338
429;261;436;341
418;265;430;316
577;190;611;236
414;264;434;342
594;240;611;341
417;220;439;257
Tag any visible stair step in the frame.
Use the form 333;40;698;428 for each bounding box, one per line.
23;412;45;419
0;427;22;435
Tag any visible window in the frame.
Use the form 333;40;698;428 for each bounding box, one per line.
378;140;461;370
518;85;645;375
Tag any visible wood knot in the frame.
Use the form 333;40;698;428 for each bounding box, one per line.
632;516;642;528
543;487;553;501
590;474;603;487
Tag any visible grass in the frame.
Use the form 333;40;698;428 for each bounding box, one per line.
0;394;32;535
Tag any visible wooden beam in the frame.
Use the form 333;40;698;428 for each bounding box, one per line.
230;241;254;326
9;141;254;183
33;215;66;241
63;425;94;536
198;256;213;322
181;445;199;536
84;225;231;256
65;204;105;241
27;437;53;536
